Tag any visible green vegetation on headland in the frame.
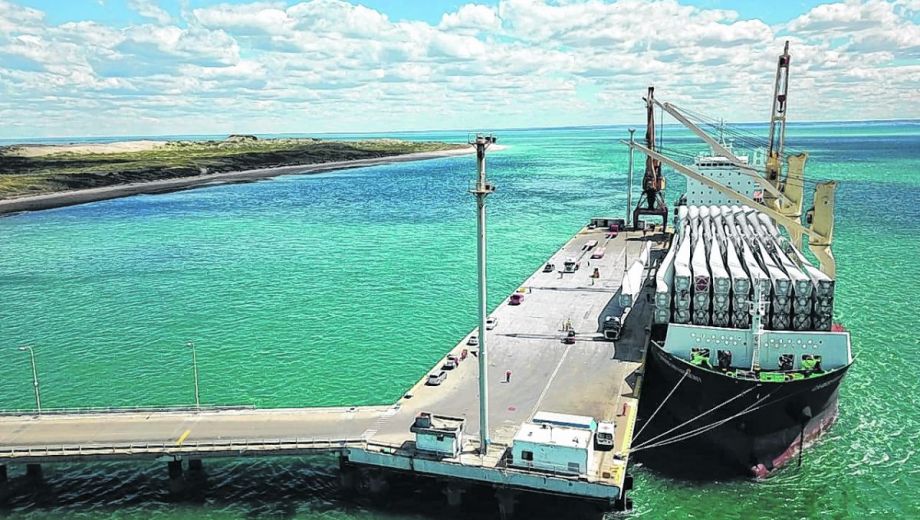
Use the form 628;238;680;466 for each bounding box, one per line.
0;136;466;200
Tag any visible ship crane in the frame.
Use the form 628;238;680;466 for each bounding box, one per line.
649;42;808;249
622;42;837;277
632;86;669;230
622;140;837;278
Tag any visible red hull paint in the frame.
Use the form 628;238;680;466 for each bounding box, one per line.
750;399;840;478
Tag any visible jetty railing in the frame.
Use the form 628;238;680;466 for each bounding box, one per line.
0;436;366;461
0;405;257;416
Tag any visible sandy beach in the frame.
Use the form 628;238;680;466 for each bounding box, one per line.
0;146;476;216
3;140;169;158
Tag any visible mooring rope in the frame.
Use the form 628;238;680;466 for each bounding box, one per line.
633;368;689;443
630;387;781;453
632;384;759;450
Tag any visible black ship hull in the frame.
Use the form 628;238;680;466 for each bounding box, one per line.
643;342;850;477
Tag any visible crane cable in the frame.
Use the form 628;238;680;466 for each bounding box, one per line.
653;144;827;192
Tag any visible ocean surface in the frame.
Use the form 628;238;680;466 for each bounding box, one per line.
1;122;918;518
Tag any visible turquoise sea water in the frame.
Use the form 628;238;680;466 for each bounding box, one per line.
1;122;918;518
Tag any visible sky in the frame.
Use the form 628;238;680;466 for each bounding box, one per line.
0;0;918;138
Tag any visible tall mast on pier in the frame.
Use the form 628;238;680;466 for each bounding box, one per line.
470;133;496;453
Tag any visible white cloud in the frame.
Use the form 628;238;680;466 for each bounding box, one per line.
438;4;501;32
0;0;917;138
192;2;293;35
128;0;172;25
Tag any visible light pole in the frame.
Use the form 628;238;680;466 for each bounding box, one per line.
18;345;41;415
187;341;201;410
469;133;496;454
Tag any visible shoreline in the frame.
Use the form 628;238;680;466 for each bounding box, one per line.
0;147;476;216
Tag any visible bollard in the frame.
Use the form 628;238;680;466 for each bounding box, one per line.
0;465;6;485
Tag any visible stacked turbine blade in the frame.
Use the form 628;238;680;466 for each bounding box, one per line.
740;238;771;326
724;234;750;328
754;213;812;329
786;243;835;330
700;205;730;327
708;233;731;327
672;227;692;324
620;242;652;308
691;239;711;325
655;238;677;325
690;206;712;325
746;212;792;329
654;203;835;332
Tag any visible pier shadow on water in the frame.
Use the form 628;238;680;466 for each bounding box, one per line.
1;454;612;520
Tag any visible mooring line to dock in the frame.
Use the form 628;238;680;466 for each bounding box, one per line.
631;387;780;452
632;385;758;450
633;369;689;442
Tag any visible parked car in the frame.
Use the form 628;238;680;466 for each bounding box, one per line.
563;258;579;273
426;371;447;386
467;335;479;346
486;316;498;330
443;356;459;370
543;263;555;273
509;293;524;305
563;330;576;344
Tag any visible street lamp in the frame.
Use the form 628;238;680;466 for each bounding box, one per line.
18;345;42;415
187;341;201;411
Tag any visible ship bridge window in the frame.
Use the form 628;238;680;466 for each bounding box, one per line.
521;450;533;461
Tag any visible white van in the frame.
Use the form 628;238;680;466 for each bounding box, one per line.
595;421;615;450
563;258;579;273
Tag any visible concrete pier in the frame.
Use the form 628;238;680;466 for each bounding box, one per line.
0;225;664;514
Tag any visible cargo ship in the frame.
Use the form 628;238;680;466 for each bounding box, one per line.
624;42;853;477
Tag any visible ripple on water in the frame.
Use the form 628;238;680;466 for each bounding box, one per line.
1;124;919;518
